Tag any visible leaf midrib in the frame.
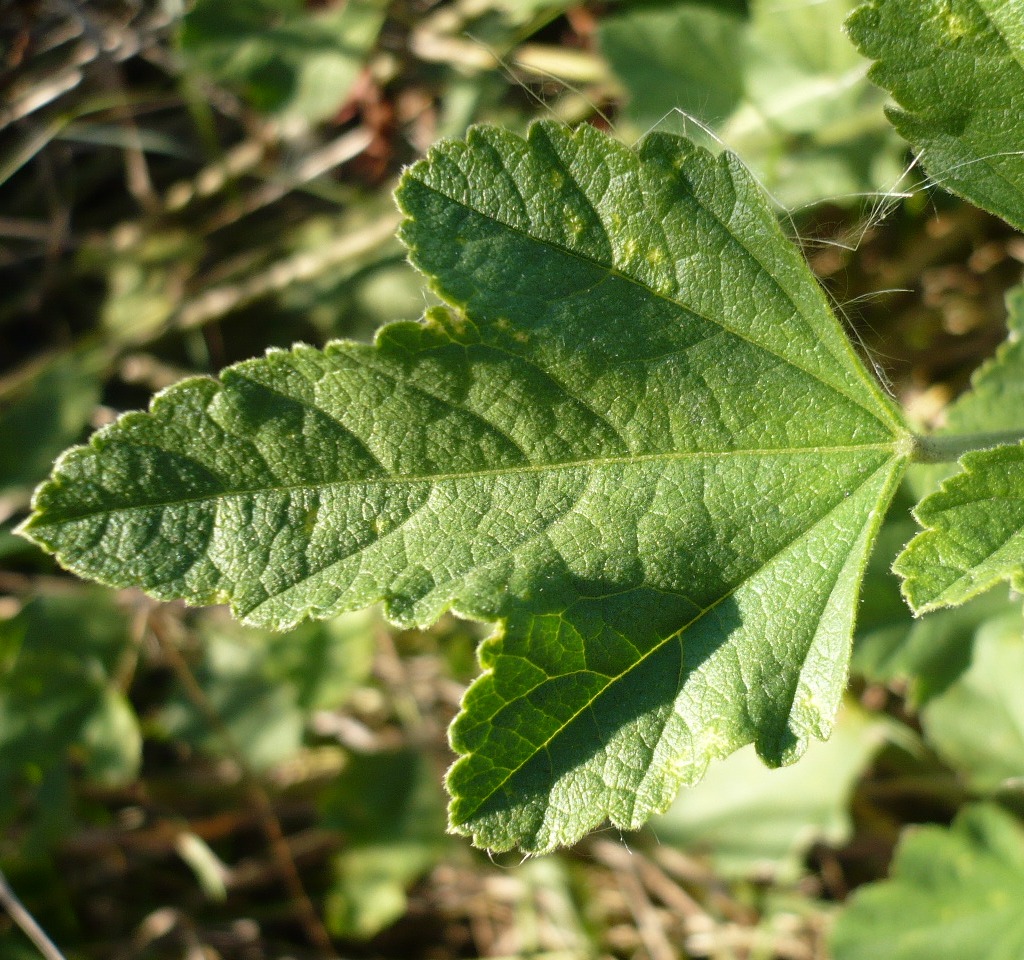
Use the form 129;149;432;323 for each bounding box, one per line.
31;441;899;527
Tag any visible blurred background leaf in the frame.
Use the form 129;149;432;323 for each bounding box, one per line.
831;804;1024;960
180;0;389;123
159;609;378;771
920;607;1024;795
0;349;104;509
322;748;450;939
649;706;889;883
0;590;139;856
599;0;907;208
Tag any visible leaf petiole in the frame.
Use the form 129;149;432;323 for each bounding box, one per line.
910;430;1024;465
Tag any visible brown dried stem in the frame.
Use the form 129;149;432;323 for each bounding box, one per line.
145;606;339;959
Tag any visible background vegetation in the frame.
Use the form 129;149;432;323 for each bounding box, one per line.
1;1;1022;957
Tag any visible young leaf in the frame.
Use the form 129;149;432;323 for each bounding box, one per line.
19;122;909;851
831;804;1024;960
896;286;1024;612
847;0;1024;231
909;283;1024;502
895;441;1024;613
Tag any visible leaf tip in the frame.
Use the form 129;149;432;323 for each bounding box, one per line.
12;511;42;547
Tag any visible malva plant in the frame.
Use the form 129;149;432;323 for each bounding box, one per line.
16;0;1024;854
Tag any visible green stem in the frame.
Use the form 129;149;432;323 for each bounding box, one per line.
910;429;1024;464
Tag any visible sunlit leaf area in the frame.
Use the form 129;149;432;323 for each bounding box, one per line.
2;1;1024;958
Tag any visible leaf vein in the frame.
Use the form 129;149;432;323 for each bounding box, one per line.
409;172;894;430
33;444;899;526
458;457;899;818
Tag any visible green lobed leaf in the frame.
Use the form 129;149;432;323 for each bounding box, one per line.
847;0;1024;232
895;441;1024;613
19;122;908;851
831;804;1024;960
